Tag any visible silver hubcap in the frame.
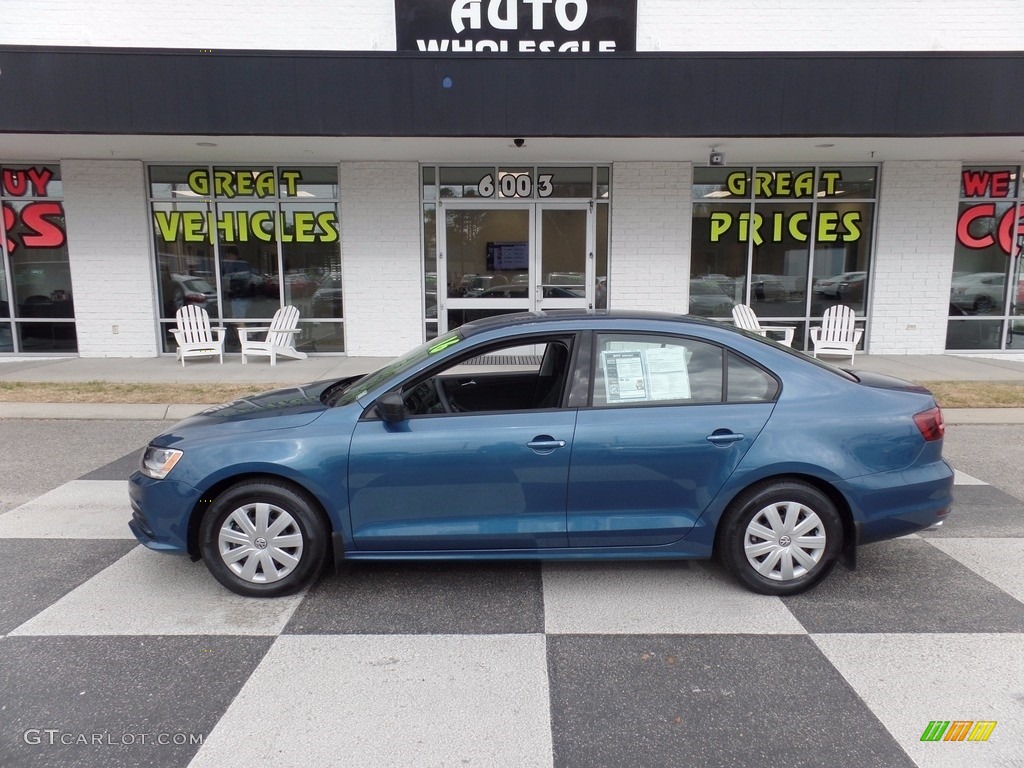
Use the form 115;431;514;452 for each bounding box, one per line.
218;502;304;584
743;501;827;582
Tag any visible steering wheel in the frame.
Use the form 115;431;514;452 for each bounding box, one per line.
433;378;459;413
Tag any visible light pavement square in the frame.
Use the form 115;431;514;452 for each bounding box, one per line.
542;560;806;635
925;538;1024;604
9;546;305;636
812;633;1024;768
953;469;987;485
0;480;133;539
189;634;553;768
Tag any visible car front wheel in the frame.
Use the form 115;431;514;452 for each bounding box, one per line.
199;480;328;597
718;480;842;596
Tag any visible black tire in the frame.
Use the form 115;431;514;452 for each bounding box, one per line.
717;480;842;596
199;480;329;597
973;295;993;314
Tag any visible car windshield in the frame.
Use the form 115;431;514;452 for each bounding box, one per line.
323;331;464;407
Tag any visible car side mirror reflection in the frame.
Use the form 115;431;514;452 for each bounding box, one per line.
376;391;407;422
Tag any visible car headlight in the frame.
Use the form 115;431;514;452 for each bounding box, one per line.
140;446;183;479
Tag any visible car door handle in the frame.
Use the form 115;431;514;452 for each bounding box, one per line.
527;436;567;453
706;431;745;446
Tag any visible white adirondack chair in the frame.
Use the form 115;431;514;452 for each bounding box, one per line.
238;305;308;365
810;304;864;363
171;305;224;366
731;304;795;347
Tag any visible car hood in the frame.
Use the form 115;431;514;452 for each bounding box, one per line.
151;381;332;446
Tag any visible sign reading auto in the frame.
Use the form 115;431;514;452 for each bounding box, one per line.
396;0;637;54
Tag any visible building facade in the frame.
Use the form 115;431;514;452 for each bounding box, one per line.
2;1;1024;358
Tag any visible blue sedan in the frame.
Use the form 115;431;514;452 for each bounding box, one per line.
129;311;953;597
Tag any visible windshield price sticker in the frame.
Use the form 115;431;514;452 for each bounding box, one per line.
477;172;553;198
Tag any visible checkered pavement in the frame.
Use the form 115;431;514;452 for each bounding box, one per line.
1;450;1022;768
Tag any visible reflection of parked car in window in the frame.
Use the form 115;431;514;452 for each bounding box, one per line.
465;275;510;297
265;272;319;299
170;274;219;318
688;279;736;317
813;271;865;297
458;285;580;323
311;274;343;318
837;273;867;303
750;274;788;302
950;272;1005;314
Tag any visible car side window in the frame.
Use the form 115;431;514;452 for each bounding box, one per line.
727;352;780;402
400;336;575;416
592;334;724;406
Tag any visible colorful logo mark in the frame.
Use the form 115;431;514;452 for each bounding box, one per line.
920;721;997;742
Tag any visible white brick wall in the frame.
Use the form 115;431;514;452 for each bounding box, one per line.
339;162;423;356
869;161;961;354
610;162;691;314
0;1;396;50
4;0;1020;51
639;0;1024;51
61;160;159;357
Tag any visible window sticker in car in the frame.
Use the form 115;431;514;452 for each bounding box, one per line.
600;347;692;403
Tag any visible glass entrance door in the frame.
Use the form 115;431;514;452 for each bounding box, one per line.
440;202;592;332
537;204;591;312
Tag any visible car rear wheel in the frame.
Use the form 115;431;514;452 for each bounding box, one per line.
199;480;328;597
718;480;842;596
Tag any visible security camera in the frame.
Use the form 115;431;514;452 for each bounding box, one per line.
709;150;725;166
513;138;525;148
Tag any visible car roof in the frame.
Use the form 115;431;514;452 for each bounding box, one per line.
458;309;710;337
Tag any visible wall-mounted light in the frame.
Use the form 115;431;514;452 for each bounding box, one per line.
709;148;725;166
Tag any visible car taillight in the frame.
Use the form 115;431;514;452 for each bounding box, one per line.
914;406;945;441
185;292;204;304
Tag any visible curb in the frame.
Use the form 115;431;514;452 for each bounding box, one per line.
2;403;1024;425
0;403;215;420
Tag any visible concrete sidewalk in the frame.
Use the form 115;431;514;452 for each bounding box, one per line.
2;352;1024;424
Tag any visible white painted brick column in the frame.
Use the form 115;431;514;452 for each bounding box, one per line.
339;162;423;356
869;161;960;354
609;162;691;314
61;159;159;357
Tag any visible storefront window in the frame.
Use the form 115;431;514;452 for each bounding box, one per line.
423;165;610;338
0;163;77;353
423;203;438;339
690;165;876;349
947;166;1024;350
149;165;342;353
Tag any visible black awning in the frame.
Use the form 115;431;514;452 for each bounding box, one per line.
1;46;1021;138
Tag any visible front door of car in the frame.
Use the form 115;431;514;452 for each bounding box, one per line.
349;411;576;550
566;333;776;547
347;338;578;551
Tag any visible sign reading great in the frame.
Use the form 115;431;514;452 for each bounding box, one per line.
152;168;339;245
396;0;637;54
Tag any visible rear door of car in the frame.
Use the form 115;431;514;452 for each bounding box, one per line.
567;331;777;547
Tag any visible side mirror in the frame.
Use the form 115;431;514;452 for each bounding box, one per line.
376;391;406;423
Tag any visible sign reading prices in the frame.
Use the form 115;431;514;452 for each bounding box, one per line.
395;0;637;54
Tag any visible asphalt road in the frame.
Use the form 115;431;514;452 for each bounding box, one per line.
0;418;1021;768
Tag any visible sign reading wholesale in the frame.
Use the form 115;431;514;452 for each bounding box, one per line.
395;0;637;53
